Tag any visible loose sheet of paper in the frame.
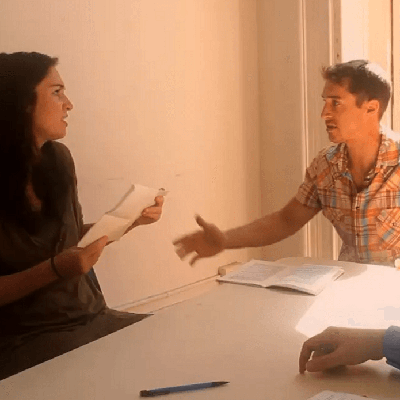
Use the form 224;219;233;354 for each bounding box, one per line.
308;391;377;400
108;184;167;220
78;214;132;246
78;184;167;247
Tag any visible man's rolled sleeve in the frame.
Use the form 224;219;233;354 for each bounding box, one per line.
383;326;400;370
295;169;322;210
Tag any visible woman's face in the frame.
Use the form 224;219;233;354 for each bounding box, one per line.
31;66;73;148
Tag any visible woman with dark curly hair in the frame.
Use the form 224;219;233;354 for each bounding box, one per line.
0;52;164;379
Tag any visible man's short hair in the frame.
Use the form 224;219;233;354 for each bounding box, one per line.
322;60;391;119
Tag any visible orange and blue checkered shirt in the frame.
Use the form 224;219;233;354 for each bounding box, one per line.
296;130;400;266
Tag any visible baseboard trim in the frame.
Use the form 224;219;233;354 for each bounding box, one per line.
115;274;219;314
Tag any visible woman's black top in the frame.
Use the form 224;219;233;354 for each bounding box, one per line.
0;142;147;380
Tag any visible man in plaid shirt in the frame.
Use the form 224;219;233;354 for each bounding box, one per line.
174;60;399;267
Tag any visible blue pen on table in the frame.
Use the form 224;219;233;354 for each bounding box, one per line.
140;381;229;397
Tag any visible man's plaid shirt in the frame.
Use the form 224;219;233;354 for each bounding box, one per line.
296;131;400;265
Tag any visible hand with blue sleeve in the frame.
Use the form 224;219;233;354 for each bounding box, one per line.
299;327;387;373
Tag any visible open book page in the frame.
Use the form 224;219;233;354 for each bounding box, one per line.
270;264;344;295
78;184;167;247
217;260;291;287
308;391;377;400
217;260;344;295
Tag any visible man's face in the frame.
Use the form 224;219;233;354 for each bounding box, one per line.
321;80;369;144
32;66;73;148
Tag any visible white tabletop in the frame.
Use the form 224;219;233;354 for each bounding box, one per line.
1;257;400;400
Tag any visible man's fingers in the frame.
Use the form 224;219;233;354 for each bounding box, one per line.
190;254;200;266
173;234;197;250
175;245;190;260
306;343;344;372
305;353;340;372
195;215;225;248
174;235;200;259
299;343;315;373
195;215;208;229
172;237;182;246
299;336;336;373
299;352;312;373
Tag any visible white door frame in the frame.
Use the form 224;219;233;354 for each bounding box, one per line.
300;0;341;259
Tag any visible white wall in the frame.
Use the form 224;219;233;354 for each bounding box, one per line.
341;0;392;129
257;0;314;261
301;0;341;260
0;0;262;308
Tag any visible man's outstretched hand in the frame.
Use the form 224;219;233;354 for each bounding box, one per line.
173;215;226;265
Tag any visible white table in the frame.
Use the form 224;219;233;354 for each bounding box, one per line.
1;257;400;400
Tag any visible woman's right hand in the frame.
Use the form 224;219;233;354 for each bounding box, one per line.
53;236;108;278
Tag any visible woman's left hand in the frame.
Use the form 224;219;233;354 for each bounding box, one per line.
125;196;164;233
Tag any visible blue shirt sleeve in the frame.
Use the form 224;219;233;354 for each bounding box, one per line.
383;326;400;370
